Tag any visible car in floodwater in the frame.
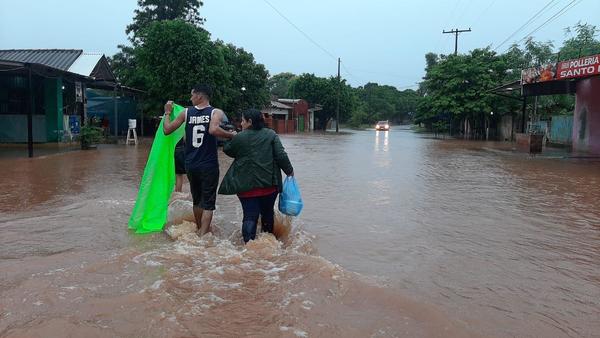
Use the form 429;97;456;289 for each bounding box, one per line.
375;120;390;131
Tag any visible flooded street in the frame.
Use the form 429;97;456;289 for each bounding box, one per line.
2;128;600;337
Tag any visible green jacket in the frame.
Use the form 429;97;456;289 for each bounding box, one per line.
218;128;294;195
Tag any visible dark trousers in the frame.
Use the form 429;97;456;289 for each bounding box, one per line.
238;192;278;243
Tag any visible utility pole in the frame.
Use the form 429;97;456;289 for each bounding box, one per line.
443;28;471;55
336;57;340;133
27;65;34;158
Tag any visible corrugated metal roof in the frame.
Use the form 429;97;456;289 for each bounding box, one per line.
0;49;82;71
270;100;293;109
68;53;103;76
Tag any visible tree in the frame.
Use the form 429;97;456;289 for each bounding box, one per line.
415;48;511;136
354;83;420;124
288;74;357;130
133;20;228;113
415;21;599;136
216;41;270;117
560;22;600;60
126;0;205;41
267;72;297;98
109;45;142;87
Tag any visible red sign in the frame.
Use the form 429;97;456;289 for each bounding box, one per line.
556;54;600;80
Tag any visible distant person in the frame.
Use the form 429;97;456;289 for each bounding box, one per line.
218;108;294;243
174;139;185;192
163;84;236;236
101;117;110;137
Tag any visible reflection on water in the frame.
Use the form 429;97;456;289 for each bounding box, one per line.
374;129;389;152
2;130;600;337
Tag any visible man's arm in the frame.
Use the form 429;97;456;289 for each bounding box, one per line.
208;109;236;139
163;101;186;135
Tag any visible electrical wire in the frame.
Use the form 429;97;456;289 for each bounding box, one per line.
493;0;559;51
502;0;584;53
516;0;583;44
261;0;420;90
261;0;337;61
471;0;498;27
435;0;464;53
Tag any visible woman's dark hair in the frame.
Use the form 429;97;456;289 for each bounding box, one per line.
242;108;265;130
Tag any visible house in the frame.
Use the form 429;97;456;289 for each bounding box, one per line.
262;100;294;134
0;49;142;155
308;103;323;131
261;98;311;133
278;98;310;132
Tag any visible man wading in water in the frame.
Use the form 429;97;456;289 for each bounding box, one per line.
163;84;236;236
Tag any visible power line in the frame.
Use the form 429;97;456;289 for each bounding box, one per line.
261;0;337;61
260;0;417;90
493;0;559;51
503;0;584;53
471;0;498;27
455;0;476;27
344;67;412;80
434;0;464;53
338;61;365;85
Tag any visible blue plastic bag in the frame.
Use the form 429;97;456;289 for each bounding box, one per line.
279;176;303;216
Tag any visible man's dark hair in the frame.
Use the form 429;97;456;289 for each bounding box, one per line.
192;84;212;99
242;108;265;130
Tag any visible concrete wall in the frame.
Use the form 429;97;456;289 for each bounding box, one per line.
572;77;600;154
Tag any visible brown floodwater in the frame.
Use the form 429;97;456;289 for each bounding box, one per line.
1;128;600;337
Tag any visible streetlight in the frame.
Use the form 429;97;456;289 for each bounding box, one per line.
240;86;247;115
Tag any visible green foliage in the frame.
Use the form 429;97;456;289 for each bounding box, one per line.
560;22;600;60
416;48;509;131
216;41;270;117
126;0;204;41
80;124;103;148
110;0;273;119
354;83;419;124
111;19;271;118
288;74;358;130
133;20;228;113
415;22;599;135
431;120;449;135
268;72;297;98
347;103;369;128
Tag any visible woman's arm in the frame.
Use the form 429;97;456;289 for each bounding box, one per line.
223;134;241;158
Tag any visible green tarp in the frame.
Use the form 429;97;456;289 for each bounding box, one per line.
128;104;185;233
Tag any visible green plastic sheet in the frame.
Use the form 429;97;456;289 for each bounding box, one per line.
128;104;185;233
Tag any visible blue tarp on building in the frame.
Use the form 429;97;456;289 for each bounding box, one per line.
86;89;137;136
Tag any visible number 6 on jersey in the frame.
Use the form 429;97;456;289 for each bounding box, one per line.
192;125;205;148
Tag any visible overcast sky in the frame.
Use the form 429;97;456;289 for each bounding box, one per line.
1;0;597;89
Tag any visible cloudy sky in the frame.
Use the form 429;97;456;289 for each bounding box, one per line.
1;0;597;89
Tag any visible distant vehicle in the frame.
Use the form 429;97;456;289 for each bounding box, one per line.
375;120;390;131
